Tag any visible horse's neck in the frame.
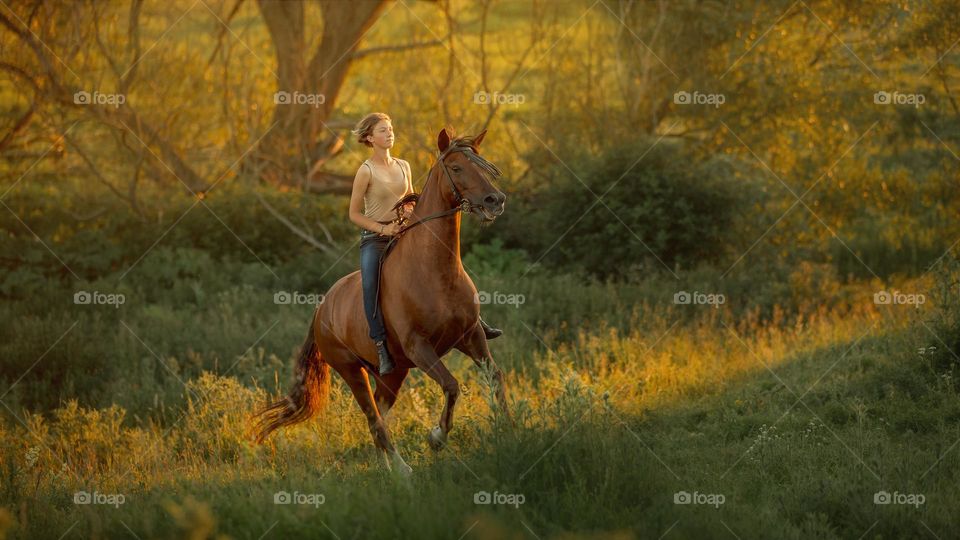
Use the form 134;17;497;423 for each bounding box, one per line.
395;172;462;275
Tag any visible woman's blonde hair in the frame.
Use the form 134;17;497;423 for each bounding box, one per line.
352;112;391;147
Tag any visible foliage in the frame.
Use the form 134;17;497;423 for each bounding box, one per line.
491;139;752;278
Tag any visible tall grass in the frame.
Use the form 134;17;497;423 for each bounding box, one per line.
2;183;959;538
2;264;958;538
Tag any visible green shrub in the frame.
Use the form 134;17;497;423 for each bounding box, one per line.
491;139;754;278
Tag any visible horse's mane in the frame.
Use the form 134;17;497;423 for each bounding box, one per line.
449;133;480;150
443;133;502;179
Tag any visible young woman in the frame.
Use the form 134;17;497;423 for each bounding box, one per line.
348;112;502;376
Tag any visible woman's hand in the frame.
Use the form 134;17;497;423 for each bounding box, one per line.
400;201;416;219
379;222;402;236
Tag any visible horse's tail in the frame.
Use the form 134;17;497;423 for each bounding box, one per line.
251;315;330;444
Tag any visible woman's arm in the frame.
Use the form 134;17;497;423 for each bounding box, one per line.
400;159;415;196
349;165;392;233
398;159;416;219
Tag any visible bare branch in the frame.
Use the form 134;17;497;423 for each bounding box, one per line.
252;189;339;257
0;102;36;153
350;35;449;60
0;61;40;152
120;0;144;94
1;4;206;191
206;0;246;68
62;131;132;209
480;0;543;132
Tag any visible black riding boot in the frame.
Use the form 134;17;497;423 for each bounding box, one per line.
479;317;503;340
376;340;395;375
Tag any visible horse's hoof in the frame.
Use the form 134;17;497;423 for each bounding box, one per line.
392;453;413;477
428;425;446;451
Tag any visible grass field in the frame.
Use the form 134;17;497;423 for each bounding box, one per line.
2;0;960;537
2;261;958;539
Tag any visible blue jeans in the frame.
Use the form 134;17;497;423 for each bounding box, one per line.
359;230;391;342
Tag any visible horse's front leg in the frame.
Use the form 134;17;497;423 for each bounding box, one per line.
405;338;459;450
456;322;511;423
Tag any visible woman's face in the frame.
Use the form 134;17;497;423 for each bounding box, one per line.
368;120;394;149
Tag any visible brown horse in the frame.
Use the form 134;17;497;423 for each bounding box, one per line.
252;128;510;474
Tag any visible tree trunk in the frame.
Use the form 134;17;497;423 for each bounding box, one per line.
252;0;387;190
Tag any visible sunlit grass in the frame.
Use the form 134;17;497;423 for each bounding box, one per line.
3;280;956;538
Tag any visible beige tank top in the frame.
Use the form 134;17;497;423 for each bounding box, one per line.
362;158;411;223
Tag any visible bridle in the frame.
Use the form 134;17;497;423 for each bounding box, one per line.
389;142;502;238
435;142;503;213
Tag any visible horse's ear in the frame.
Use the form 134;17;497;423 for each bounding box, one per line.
437;128;451;153
473;129;487;148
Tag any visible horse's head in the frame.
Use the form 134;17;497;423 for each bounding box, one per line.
434;128;506;222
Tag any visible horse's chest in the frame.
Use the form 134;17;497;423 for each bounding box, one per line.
395;279;475;322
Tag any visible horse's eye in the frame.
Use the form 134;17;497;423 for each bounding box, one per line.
451;166;461;172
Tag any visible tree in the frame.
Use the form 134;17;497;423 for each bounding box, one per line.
251;0;387;193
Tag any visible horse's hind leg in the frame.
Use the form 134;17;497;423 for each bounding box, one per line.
456;323;510;422
336;362;412;476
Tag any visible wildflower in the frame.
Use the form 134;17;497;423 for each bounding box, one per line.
25;446;40;468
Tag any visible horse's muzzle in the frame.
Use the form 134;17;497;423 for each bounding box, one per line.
481;191;506;220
